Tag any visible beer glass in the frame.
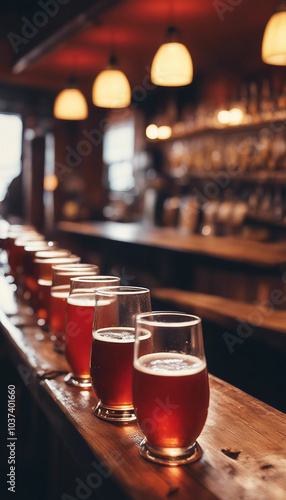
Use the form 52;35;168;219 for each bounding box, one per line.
91;286;151;422
5;226;36;262
50;264;99;353
23;241;57;297
33;251;79;325
133;312;209;466
31;249;70;310
64;276;120;388
10;233;44;280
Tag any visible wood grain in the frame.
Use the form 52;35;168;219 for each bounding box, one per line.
1;278;286;500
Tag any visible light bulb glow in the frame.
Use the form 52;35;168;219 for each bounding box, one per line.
228;107;244;125
151;42;193;86
92;69;131;108
157;126;172;140
262;11;286;65
44;174;58;191
217;110;230;124
54;88;88;120
146;124;158;139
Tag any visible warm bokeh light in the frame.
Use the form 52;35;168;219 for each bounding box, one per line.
92;69;131;108
62;201;80;219
157;125;172;140
228;107;244;125
146;124;158;140
262;11;286;65
54;89;88;120
202;225;211;236
44;175;59;192
151;42;193;86
217;110;229;124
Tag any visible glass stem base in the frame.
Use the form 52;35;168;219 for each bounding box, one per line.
139;439;202;466
64;373;92;389
93;401;136;423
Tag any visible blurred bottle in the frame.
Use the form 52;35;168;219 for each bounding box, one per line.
162;197;180;227
248;82;259;122
277;84;286;114
260;79;273;120
178;196;200;234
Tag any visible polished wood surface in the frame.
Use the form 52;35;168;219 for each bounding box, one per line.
1;278;286;500
58;221;286;269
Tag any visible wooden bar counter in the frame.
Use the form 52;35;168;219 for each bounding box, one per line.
57;221;286;311
1;278;285;500
57;221;286;270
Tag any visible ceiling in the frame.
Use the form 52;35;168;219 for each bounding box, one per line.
0;0;281;99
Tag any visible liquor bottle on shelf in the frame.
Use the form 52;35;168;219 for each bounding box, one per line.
238;83;250;123
269;133;286;170
248;82;259;123
260;79;274;121
277;84;286;115
272;187;283;220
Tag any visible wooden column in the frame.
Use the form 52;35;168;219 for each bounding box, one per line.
22;133;45;231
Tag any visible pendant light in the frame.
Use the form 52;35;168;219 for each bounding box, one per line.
54;76;88;120
92;55;131;108
262;3;286;65
151;26;193;86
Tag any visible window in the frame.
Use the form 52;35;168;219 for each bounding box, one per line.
0;114;22;201
108;161;135;192
103;121;135;192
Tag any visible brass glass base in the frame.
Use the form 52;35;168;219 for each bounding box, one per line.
93;401;136;423
139;439;202;466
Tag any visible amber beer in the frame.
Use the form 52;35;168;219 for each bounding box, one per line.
50;285;69;348
23;242;56;294
37;279;52;321
50;266;99;352
9;234;44;279
65;293;96;379
133;352;209;450
92;286;151;420
65;293;118;378
34;252;78;322
91;328;136;408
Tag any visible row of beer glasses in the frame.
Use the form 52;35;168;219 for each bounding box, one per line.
50;264;100;353
34;251;80;325
2;224;210;466
67;282;209;465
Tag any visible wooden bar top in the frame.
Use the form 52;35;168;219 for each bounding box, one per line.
58;221;286;269
1;279;286;500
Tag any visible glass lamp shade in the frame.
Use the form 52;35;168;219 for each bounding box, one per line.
151;42;193;86
54;88;88;120
262;11;286;65
92;69;131;108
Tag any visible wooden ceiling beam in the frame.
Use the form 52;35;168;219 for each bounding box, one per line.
12;0;125;74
